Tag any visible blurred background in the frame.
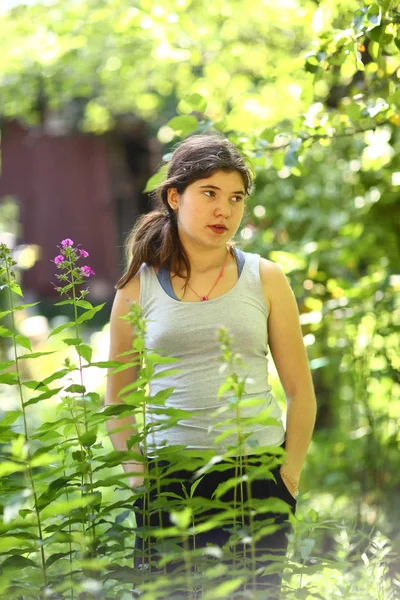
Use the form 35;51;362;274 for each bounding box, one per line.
0;0;399;595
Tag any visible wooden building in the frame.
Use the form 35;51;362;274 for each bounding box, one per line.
0;117;159;304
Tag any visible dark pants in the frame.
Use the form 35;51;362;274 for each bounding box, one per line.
133;447;296;598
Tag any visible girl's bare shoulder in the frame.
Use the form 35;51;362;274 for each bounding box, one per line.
259;257;295;313
113;270;141;313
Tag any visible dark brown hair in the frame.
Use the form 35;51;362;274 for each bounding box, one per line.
115;133;253;289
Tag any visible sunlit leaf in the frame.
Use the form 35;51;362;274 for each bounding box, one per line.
167;115;198;137
77;343;92;363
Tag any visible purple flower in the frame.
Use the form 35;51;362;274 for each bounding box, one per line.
79;249;89;258
61;238;74;247
52;254;65;264
80;265;95;277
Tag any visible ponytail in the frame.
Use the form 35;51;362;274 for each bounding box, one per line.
114;209;191;289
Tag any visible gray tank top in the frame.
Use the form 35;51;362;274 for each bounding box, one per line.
138;249;285;456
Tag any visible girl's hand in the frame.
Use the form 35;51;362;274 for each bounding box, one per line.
280;468;299;498
123;461;145;491
128;474;145;490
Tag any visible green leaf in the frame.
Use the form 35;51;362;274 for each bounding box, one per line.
367;4;381;26
217;379;235;398
75;303;106;324
153;368;181;379
149;387;175;406
9;281;23;297
21;380;46;390
31;454;58;468
80;429;97;447
169;507;192;529
15;334;32;351
0;372;19;385
345;101;363;122
18;351;56;360
190;477;203;498
77;343;92;363
369;24;383;42
0;410;22;426
75;300;94;309
65;384;85;393
167;115;198;137
45;552;73;568
81;392;100;404
1;555;38;568
30;443;61;462
84;360;121;368
72;450;85;461
272;151;285;170
146;352;179;365
24;387;63;407
308;508;319;522
63;337;82;346
104;566;141;583
41;368;71;386
48;475;76;492
207;579;245;598
143;164;168;194
304;53;320;73
14;302;41;311
115;509;131;525
260;128;276;143
54;299;93;309
40;494;98;519
48;321;75;339
299;537;316;561
0;426;20;442
0;461;26;478
0;359;15;370
0;325;14;337
179;93;207;113
284;138;302;168
0;537;34;552
352;7;367;32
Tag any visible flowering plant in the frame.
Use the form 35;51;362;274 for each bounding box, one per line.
50;238;95;300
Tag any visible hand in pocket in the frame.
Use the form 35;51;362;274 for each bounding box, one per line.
128;474;144;490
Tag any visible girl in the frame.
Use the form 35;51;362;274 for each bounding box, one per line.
105;134;317;597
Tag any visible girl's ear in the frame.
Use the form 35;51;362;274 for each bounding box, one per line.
167;188;180;211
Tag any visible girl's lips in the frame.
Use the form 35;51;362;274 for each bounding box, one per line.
208;225;228;234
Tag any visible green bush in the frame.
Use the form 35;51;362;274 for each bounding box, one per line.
0;239;398;600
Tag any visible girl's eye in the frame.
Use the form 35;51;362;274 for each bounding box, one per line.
203;190;243;202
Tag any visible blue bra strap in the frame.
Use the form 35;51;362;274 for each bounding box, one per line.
157;262;176;299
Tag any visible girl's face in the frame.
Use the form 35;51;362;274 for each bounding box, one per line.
167;170;246;250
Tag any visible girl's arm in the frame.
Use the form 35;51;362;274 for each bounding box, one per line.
105;273;145;489
260;259;317;496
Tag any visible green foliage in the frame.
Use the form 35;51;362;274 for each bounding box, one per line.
1;239;399;599
0;1;399;597
1;0;399;163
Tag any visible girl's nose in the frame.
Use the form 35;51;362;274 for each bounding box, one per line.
215;200;231;217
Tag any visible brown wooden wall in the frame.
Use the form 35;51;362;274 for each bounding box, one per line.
0;121;125;302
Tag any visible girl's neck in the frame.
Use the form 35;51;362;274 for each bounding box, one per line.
179;244;231;276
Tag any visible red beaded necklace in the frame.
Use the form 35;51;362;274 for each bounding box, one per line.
186;248;229;301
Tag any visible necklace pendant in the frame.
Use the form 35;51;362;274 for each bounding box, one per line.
200;296;208;302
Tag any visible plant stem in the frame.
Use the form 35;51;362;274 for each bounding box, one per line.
71;269;97;553
4;258;48;594
63;466;75;600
